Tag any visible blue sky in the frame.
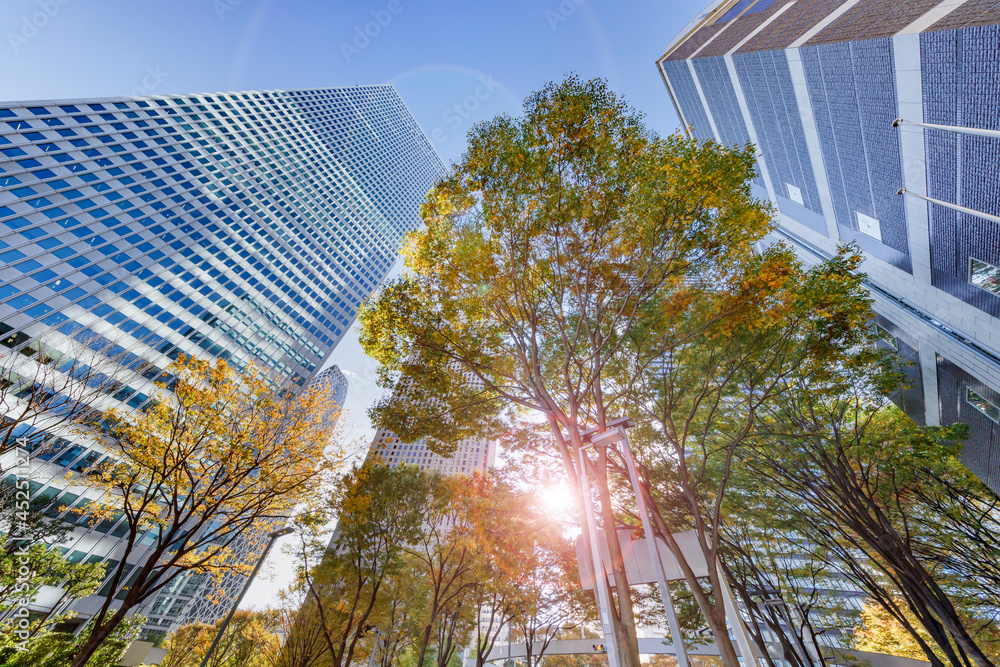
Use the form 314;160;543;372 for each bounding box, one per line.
1;0;700;609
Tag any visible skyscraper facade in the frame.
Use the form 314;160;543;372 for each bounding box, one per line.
0;85;443;638
369;428;496;476
659;0;1000;492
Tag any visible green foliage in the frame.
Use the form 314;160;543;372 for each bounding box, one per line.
359;71;790;667
0;613;146;667
734;339;1000;667
0;541;105;615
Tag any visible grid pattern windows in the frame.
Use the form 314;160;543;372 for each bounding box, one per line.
661;60;716;142
0;85;444;634
732;50;826;230
0;86;444;384
800;38;910;269
922;27;1000;318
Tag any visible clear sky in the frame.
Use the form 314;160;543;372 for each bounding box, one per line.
1;0;700;610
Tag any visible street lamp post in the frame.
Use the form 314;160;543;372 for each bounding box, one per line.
198;526;294;667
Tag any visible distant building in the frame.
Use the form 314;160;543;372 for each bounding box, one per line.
368;427;496;476
311;364;350;431
658;0;1000;493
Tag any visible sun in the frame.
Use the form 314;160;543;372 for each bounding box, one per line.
540;483;574;517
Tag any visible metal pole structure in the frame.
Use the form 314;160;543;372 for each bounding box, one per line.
199;526;294;667
577;443;623;667
897;187;1000;225
591;417;690;667
761;597;810;666
367;629;380;667
717;560;760;667
893;117;1000;139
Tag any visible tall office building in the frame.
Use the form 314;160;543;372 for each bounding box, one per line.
659;0;1000;492
315;365;349;410
366;364;496;475
369;428;496;476
0;85;444;640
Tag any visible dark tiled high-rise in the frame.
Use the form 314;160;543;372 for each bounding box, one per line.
660;0;1000;491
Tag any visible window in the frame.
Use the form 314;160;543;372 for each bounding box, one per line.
967;387;1000;423
856;211;882;242
969;257;1000;296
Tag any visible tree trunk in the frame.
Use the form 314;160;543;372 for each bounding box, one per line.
69;609;126;667
416;622;434;667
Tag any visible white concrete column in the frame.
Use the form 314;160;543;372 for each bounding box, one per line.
785;47;840;240
919;346;941;426
724;54;779;204
893;33;933;285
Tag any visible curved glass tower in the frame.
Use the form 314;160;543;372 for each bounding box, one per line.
0;85;443;642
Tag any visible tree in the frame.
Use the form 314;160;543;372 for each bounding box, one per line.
462;468;554;667
283;463;431;667
720;492;858;667
66;355;349;667
406;473;484;667
853;599;939;662
513;533;585;667
0;477;105;624
269;588;330;667
159;610;280;667
364;554;429;667
742;346;1000;667
0;612;147;667
359;74;780;667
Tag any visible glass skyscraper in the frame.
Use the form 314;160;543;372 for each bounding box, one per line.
659;0;1000;493
0;85;443;641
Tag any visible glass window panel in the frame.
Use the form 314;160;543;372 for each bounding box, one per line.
967;387;1000;424
969;257;1000;296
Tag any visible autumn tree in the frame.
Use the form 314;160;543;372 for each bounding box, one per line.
405;473;486;667
513;532;587;667
270;588;331;667
359;74;784;667
283;463;431;667
65;355;349;667
363;554;429;667
159;610;280;667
